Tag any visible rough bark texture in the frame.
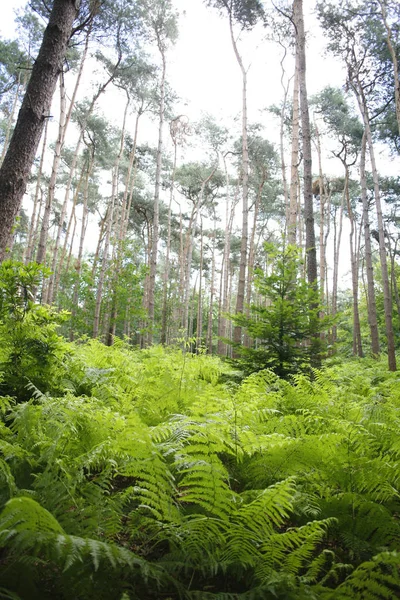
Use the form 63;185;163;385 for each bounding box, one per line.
0;0;79;261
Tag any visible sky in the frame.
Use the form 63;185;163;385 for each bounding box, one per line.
1;0;399;286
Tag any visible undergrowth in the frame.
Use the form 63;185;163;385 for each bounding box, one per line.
0;322;400;598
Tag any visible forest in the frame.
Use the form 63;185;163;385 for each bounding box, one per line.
0;0;400;598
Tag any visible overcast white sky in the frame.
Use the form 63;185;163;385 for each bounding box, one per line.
1;0;399;287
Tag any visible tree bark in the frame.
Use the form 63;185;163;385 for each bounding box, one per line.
227;12;249;349
0;0;79;261
360;133;380;355
351;75;396;370
147;32;166;346
294;0;317;286
288;51;300;245
377;0;400;135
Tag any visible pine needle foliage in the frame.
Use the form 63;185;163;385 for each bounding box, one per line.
1;311;400;599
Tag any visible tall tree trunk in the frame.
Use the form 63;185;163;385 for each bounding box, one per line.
377;0;400;135
344;165;363;357
352;76;396;371
0;74;21;165
24;119;48;263
49;161;85;303
227;13;249;349
288;51;300;245
196;219;204;351
93;189;115;339
218;176;238;355
104;98;130;346
0;0;79;261
278;44;290;219
331;192;345;347
182;166;218;337
360;133;380;355
161;123;178;345
207;214;217;353
294;0;317;286
36;26;90;268
70;151;94;340
147;34;167;346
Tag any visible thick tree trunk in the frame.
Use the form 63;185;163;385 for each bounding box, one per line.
0;0;79;261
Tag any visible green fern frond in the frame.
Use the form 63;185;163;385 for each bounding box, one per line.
332;551;400;599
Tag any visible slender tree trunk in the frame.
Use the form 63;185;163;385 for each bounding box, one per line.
93;188;115;339
288;51;300;245
207;215;217;353
49;161;85;302
0;74;21;165
161;130;178;345
331;193;345;346
377;0;400;135
36;26;90;268
147;35;167;345
227;14;249;349
343;165;363;356
218;177;238;355
182;166;218;337
24;120;48;263
0;0;80;260
278;43;290;221
360;132;380;355
196;220;204;351
70;151;94;340
294;0;317;286
352;76;396;370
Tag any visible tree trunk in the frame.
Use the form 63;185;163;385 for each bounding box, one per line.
36;25;90;268
360;133;380;355
227;13;249;350
207;214;217;353
70;151;94;340
0;74;21;166
352;77;396;371
24;119;48;263
294;0;317;287
377;0;400;135
196;219;204;351
0;0;79;261
93;189;115;339
147;35;166;346
161;127;178;345
344;165;363;357
288;50;300;245
331;192;345;346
